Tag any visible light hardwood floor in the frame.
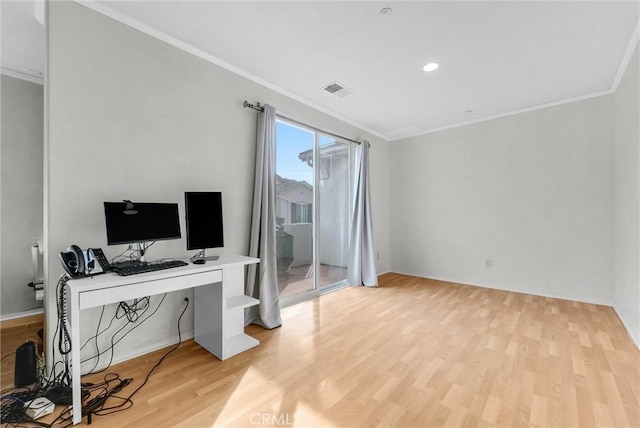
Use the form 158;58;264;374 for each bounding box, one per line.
7;274;640;427
278;264;348;298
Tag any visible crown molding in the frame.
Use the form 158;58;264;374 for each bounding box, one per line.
1;67;44;85
74;0;389;142
71;1;637;143
393;89;614;141
393;20;638;142
611;18;639;92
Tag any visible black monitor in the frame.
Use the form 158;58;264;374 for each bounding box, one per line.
103;202;181;246
185;192;224;258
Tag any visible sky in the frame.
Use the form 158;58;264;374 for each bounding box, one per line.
276;120;314;184
276;120;337;185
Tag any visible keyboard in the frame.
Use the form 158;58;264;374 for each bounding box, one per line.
113;260;189;276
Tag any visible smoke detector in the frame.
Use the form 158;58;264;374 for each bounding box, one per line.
322;81;354;98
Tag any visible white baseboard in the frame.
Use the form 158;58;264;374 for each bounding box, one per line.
80;331;194;374
613;302;640;349
389;270;613;307
389;270;640;348
0;308;44;322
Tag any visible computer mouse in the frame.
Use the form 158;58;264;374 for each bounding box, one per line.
193;259;206;265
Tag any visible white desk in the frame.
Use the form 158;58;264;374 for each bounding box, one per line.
67;255;259;425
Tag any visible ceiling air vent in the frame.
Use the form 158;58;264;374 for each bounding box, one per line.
323;81;353;98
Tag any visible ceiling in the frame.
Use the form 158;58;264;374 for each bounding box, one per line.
2;1;638;141
1;1;45;83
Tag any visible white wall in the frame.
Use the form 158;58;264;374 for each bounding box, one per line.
390;95;614;305
318;150;350;267
613;43;639;346
45;1;389;367
370;141;391;274
1;75;44;316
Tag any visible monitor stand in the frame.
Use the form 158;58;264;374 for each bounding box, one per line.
190;249;219;263
137;241;150;262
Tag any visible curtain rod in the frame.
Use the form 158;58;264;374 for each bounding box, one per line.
243;100;264;112
243;100;362;145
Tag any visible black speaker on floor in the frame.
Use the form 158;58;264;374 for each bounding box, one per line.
14;341;37;387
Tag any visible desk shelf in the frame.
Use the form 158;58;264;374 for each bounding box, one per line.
194;260;260;361
225;334;260;357
227;295;259;310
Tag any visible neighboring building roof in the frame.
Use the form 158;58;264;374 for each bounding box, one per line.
275;143;347;196
276;174;312;196
298;142;349;164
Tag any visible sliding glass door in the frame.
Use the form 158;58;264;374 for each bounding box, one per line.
275;121;315;300
275;119;351;305
317;135;350;290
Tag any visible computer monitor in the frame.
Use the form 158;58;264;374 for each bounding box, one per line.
185;192;224;260
103;202;182;246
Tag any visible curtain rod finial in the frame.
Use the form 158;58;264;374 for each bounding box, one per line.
244;100;265;112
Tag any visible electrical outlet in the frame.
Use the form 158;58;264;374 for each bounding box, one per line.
485;259;492;268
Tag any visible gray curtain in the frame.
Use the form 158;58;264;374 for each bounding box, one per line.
245;104;282;328
347;141;378;287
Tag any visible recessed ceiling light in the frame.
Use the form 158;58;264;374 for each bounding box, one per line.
465;110;473;114
423;63;439;72
379;7;393;16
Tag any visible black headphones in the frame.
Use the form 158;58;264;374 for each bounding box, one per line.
59;245;85;277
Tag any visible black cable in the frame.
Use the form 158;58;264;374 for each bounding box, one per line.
1;352;16;362
91;298;189;417
80;294;160;370
56;277;71;356
109;242;157;266
80;305;108;375
83;376;132;420
138;241;156;258
4;285;183;425
1;386;53;427
2;276;100;427
45;275;72;393
109;245;134;265
81;293;167;375
14;275;76;428
115;297;150;323
81;305;106;351
80;296;153;374
81;299;155;367
49;279;63;366
193;249;206;259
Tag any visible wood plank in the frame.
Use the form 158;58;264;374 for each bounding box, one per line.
0;312;43;330
8;274;640;427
